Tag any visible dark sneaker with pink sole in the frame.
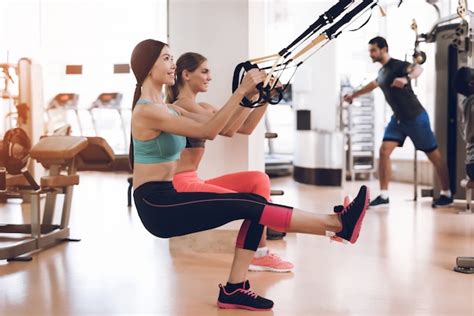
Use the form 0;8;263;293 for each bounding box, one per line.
334;185;370;244
217;281;273;311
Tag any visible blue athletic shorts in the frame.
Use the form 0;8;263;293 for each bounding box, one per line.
383;111;438;153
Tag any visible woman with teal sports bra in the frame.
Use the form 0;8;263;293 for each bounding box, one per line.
131;39;370;311
133;99;185;164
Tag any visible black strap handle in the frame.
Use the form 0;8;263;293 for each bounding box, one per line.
233;0;379;107
232;61;266;108
232;61;286;107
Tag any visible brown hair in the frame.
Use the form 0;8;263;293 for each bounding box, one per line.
129;39;167;169
165;52;207;103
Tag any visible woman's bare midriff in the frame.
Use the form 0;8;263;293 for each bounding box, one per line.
175;148;205;174
133;161;178;189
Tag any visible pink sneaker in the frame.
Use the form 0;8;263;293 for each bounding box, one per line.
248;253;294;272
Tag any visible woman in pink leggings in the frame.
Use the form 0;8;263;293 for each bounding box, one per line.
166;52;293;272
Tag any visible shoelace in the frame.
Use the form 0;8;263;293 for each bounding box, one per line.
219;283;251;293
237;288;258;299
342;199;357;215
268;253;281;260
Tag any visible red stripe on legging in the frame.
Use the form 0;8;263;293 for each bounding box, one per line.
235;220;251;249
142;198;266;208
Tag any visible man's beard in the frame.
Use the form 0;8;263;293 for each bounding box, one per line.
371;57;381;63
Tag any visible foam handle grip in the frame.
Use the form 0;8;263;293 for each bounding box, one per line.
0;168;6;191
22;170;40;190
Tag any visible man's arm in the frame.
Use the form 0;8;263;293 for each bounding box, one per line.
407;64;423;80
343;80;379;104
391;64;424;88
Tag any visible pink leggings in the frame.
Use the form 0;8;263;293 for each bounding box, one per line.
173;170;271;200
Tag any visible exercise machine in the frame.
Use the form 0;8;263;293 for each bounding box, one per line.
413;2;474;199
46;93;81;135
88;92;128;152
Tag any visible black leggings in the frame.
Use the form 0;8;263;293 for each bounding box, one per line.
133;181;293;251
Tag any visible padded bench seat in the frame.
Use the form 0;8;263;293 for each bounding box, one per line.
5;174;31;187
31;136;88;160
40;175;79;188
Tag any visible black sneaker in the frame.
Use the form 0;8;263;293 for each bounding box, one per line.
217;281;274;311
432;195;454;208
369;195;389;208
335;185;370;244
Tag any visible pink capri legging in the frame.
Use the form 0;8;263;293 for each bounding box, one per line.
173;170;271;200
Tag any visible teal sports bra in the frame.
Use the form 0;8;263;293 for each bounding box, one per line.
133;99;186;164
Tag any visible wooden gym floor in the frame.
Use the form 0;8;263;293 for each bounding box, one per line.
0;172;473;316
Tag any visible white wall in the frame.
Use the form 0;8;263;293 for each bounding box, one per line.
0;0;167;153
264;0;340;131
291;1;338;131
292;40;339;131
168;0;265;179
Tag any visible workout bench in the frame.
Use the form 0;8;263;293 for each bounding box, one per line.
0;136;87;261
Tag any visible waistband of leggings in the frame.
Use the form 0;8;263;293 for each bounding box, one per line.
134;181;175;198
